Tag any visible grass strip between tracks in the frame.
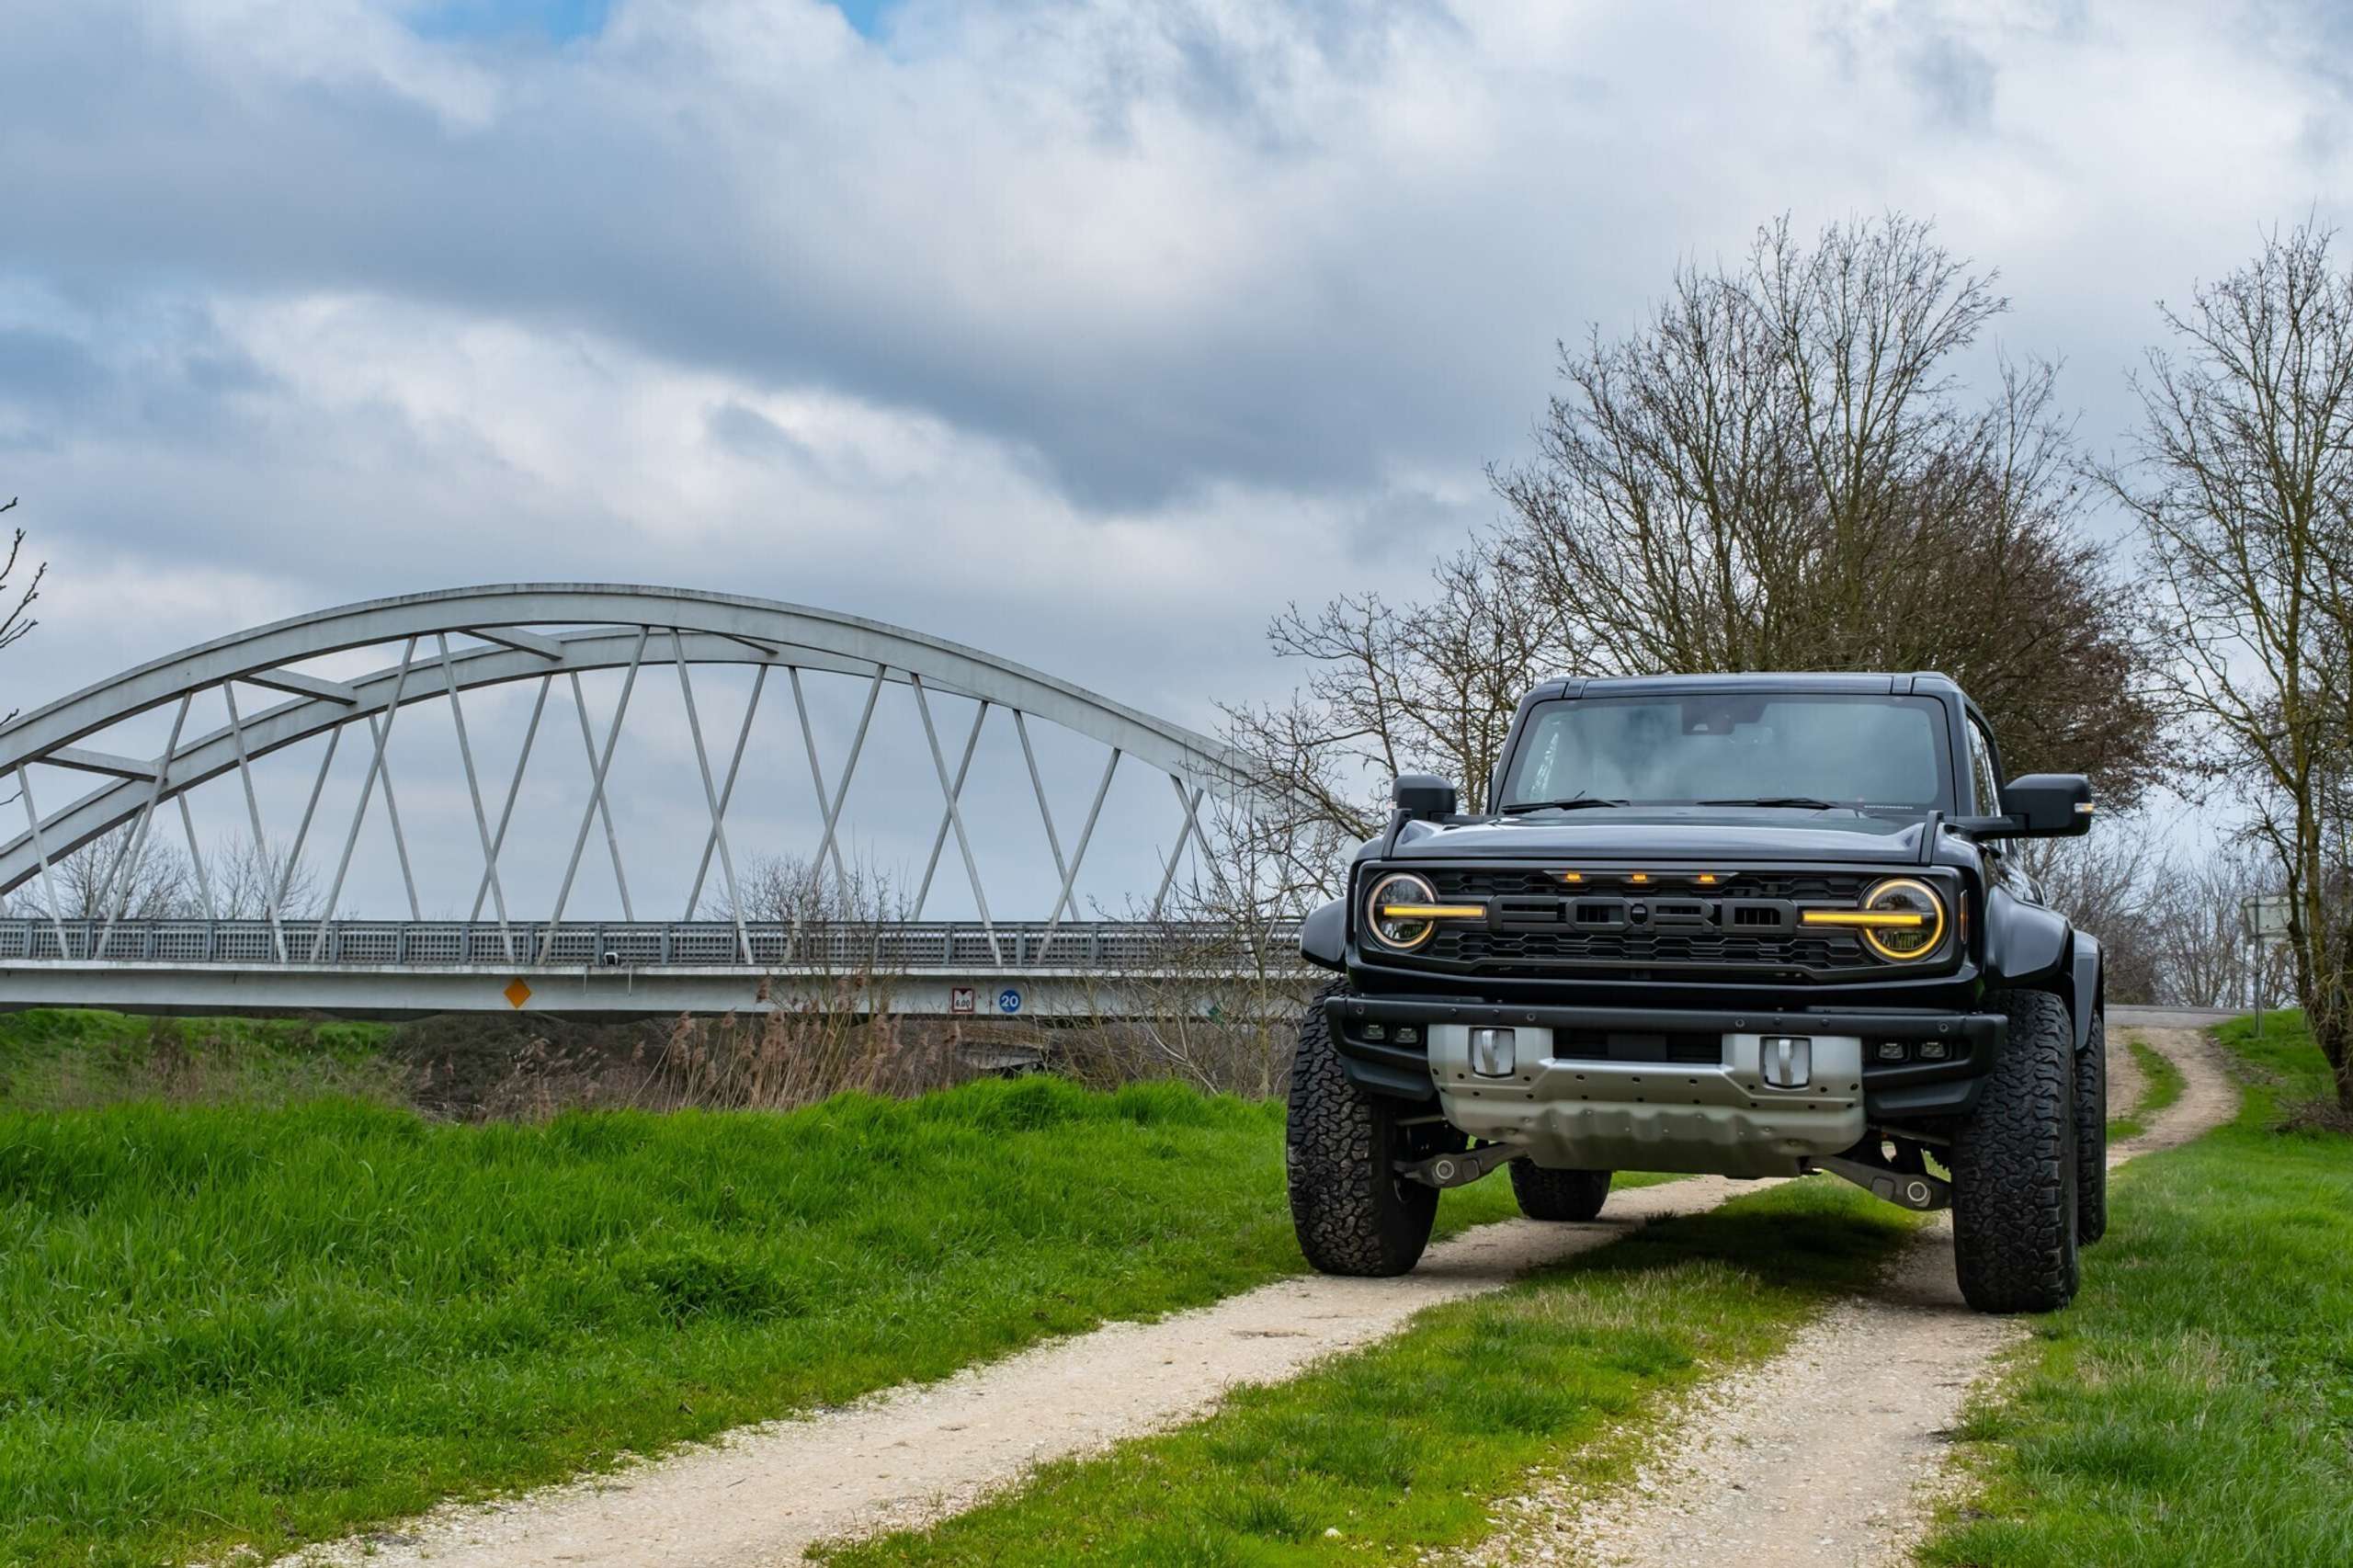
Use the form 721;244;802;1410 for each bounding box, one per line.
4;1074;1542;1567
817;1178;1922;1566
1922;1012;2353;1568
2104;1035;2186;1143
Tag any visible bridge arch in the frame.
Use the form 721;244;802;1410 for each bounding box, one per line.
1;585;1272;964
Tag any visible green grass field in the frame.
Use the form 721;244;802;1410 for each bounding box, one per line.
0;1067;1529;1567
817;1179;1919;1566
1923;1011;2353;1567
16;1003;2333;1566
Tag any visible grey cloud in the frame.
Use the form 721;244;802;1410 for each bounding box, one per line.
1343;482;1484;565
1908;33;1995;131
0;1;1554;510
0;327;109;408
707;400;819;467
8;0;2349;528
0;303;286;453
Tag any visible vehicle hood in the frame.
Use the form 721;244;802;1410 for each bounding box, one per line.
1384;807;1931;865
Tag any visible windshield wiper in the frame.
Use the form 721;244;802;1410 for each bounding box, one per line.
1500;796;1630;815
1696;796;1839;811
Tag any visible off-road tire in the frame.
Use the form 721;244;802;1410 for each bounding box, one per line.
2075;1009;2109;1245
1285;984;1438;1277
1508;1161;1612;1221
1950;988;2080;1313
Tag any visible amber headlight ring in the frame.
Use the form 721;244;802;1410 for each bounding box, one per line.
1361;871;1487;952
1799;876;1949;962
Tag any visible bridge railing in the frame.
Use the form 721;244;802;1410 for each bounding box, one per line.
0;918;1309;971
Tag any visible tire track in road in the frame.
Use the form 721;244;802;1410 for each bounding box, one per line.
1458;1022;2236;1568
280;1177;1756;1568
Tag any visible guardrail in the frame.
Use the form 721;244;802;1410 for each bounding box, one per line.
0;918;1308;972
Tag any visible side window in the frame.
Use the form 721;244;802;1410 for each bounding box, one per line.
1966;717;2003;815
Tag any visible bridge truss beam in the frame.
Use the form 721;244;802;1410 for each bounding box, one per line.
0;585;1277;943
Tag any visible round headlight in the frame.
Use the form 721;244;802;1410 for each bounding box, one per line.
1860;877;1947;960
1364;871;1440;951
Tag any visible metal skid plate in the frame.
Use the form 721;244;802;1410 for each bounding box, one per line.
1427;1024;1868;1177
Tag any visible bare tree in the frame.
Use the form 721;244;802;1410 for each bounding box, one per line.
1072;790;1337;1095
1222;542;1569;854
210;834;325;920
713;850;910;928
1223;214;2169;867
2012;824;2167;1005
1492;214;2167;803
2145;841;2292;1012
703;848;916;1007
1;495;45;729
2105;217;2353;1108
6;825;192;921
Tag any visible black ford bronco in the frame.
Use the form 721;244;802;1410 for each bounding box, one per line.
1286;673;2103;1313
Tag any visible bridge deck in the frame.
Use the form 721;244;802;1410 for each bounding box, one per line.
0;919;1310;1018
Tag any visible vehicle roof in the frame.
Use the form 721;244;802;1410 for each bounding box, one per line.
1524;671;1966;701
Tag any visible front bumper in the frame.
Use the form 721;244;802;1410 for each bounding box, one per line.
1328;996;2005;1164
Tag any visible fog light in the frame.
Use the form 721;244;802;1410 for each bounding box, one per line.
1917;1040;1949;1062
1394;1025;1421;1046
1469;1027;1516;1077
1877;1040;1910;1062
1363;1023;1387;1042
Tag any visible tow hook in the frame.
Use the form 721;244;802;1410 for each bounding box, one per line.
1812;1153;1952;1211
1398;1142;1526;1188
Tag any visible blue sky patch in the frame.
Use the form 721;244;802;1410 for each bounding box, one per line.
829;0;894;38
405;0;892;44
407;0;613;43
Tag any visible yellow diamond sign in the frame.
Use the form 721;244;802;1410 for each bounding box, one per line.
503;977;533;1010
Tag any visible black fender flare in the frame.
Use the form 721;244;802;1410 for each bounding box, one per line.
1984;887;2098;1051
1983;886;2071;989
1300;897;1347;971
2070;932;2104;1053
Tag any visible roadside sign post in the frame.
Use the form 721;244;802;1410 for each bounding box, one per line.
2240;894;2292;1041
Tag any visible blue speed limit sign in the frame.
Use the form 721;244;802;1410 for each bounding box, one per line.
997;988;1023;1015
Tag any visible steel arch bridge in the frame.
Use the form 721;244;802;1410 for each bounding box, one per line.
0;585;1302;1017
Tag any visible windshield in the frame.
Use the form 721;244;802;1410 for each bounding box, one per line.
1502;694;1954;812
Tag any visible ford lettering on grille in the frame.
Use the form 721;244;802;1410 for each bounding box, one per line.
1406;868;1880;977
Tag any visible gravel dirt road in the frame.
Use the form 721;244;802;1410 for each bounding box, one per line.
1458;1021;2236;1568
2108;1032;2147;1123
281;1177;1760;1568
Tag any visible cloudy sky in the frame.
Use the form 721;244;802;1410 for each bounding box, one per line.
2;0;2347;920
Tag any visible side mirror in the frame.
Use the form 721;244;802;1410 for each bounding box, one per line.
1392;773;1459;821
1955;774;2093;838
2000;774;2094;836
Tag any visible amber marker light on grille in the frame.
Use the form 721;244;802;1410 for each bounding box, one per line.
1557;870;1585;883
1694;873;1721;885
1627;872;1651;884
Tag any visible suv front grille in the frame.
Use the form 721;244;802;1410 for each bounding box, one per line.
1426;926;1867;971
1404;867;1883;979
